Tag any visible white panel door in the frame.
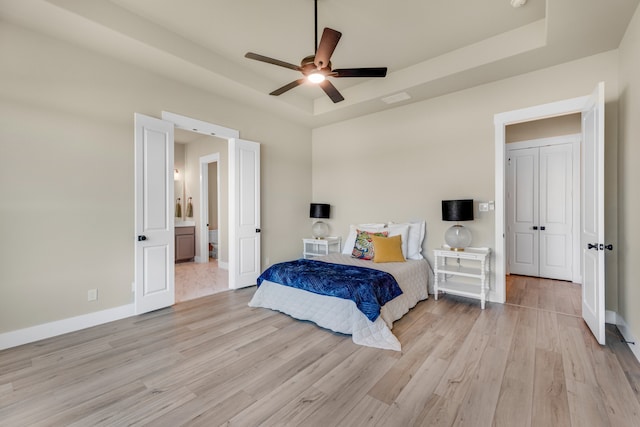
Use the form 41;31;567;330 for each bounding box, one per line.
508;144;573;280
581;82;606;345
539;144;573;280
134;113;175;314
229;138;260;289
508;147;539;276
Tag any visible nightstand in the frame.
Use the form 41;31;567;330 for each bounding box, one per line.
433;247;491;309
303;237;341;259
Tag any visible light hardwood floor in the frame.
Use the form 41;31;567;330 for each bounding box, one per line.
1;276;639;426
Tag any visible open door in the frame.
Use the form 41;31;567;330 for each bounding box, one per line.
134;113;175;314
581;82;606;345
229;138;261;289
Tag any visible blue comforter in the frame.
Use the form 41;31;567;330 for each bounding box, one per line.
257;259;403;322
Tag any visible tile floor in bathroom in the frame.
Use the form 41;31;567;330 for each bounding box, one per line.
175;258;229;303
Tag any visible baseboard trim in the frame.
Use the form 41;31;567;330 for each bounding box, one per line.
0;304;135;351
607;310;640;364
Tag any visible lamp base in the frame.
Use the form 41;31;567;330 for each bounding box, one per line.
312;221;329;239
444;224;472;251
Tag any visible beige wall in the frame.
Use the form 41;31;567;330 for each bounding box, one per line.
174;143;186;219
208;162;218;231
312;50;619;310
0;22;311;334
506;113;581;143
618;6;640;343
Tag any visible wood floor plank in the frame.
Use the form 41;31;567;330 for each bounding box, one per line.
1;278;640;426
531;349;571;427
492;309;537;427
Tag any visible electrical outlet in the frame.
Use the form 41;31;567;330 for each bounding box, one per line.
87;289;98;301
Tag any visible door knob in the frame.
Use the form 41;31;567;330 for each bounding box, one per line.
540;226;546;231
604;244;613;250
532;226;538;230
137;235;147;241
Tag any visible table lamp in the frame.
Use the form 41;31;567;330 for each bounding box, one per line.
310;203;330;239
442;199;474;251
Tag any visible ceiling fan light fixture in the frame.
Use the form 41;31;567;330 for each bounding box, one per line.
307;72;326;84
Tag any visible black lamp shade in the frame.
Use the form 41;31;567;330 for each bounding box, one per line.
310;203;330;219
442;199;474;221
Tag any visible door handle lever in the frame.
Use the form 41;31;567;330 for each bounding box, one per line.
137;235;147;241
604;244;613;250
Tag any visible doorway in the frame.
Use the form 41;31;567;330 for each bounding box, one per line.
494;83;606;345
174;134;229;303
135;111;261;314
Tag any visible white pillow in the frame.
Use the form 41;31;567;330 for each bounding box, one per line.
388;221;426;260
385;223;410;259
342;223;386;255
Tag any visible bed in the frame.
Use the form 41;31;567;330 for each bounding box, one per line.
248;222;431;351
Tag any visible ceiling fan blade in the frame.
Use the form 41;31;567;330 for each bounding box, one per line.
319;80;344;103
314;28;342;69
270;79;306;96
245;52;301;72
333;67;388;78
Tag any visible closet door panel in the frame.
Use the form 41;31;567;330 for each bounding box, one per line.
508;147;539;276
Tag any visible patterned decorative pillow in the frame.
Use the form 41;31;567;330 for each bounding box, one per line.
352;229;389;260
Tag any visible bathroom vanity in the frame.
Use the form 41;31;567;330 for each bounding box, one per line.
175;225;195;262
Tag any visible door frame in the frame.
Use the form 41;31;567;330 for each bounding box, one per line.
199;153;223;267
506;134;581;282
160;111;240;289
494;95;590;303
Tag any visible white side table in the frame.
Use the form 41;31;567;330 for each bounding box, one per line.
303;237;341;259
433;247;491;309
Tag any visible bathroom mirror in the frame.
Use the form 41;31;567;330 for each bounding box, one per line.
174;142;186;220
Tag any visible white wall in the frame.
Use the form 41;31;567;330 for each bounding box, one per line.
0;22;311;334
312;50;619;308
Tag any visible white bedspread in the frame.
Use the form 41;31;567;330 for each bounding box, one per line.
248;254;430;351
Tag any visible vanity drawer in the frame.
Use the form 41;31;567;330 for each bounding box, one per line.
175;226;195;235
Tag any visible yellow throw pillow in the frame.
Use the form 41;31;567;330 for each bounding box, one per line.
372;234;406;263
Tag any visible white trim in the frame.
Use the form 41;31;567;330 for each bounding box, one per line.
494;95;591;304
161;111;239;139
609;310;640;364
0;304;135;350
199;153;221;265
506;133;580;150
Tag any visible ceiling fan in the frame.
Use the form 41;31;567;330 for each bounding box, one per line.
244;0;387;103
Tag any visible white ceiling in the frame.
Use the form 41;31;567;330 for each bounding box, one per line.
1;0;638;127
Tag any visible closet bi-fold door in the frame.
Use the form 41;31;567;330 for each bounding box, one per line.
508;147;539;277
538;144;573;280
508;144;573;281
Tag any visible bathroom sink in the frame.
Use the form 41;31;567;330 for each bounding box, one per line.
175;220;195;227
